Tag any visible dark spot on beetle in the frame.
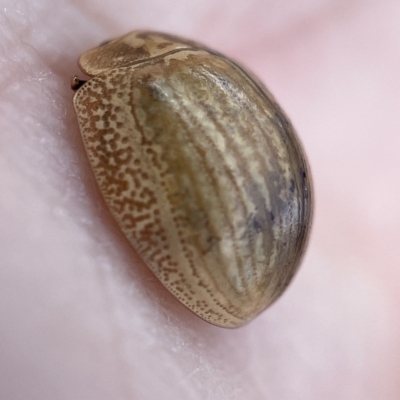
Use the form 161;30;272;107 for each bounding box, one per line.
157;41;173;49
216;77;232;91
270;212;275;221
130;44;151;58
289;179;295;193
302;171;307;179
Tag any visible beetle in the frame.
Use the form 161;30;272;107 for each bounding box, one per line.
72;30;313;328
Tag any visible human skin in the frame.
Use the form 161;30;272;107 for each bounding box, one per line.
1;0;400;399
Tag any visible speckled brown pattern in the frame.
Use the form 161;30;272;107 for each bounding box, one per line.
73;31;313;328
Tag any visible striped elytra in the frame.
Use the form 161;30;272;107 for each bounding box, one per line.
72;30;313;328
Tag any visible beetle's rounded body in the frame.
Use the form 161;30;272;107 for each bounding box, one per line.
73;31;312;328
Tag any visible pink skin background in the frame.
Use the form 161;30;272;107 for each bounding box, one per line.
1;0;400;399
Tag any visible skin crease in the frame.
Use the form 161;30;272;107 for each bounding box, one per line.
0;0;400;399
